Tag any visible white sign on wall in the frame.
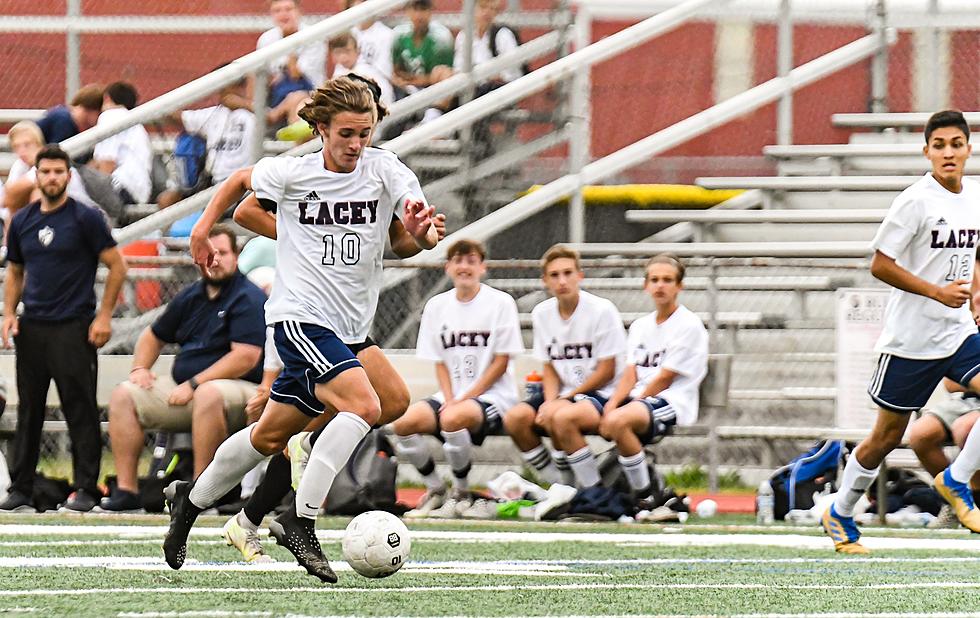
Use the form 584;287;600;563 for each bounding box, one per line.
835;288;890;430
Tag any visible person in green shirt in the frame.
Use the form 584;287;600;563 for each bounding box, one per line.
391;0;454;99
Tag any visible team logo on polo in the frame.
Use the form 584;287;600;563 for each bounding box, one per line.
38;226;54;247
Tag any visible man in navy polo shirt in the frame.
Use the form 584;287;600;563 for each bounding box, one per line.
0;145;128;513
101;225;266;512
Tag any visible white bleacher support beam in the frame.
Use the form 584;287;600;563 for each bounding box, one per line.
624;208;887;224
832;112;980;129
763;143;929;158
568;4;592;243
695;175;927;191
565;241;872;258
390;29;892;274
57;0;411;159
0;109;44;123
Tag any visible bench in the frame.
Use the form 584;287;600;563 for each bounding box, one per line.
695;175;928;191
624;208;887;224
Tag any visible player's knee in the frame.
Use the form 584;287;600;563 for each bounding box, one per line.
250;428;288;456
109;385;137;420
355;397;383;427
908;420;944;452
503;405;533;434
439;408;474;433
598;411;627;441
379;387;410;425
190;383;224;415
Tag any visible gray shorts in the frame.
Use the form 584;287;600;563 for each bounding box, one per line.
923;392;980;435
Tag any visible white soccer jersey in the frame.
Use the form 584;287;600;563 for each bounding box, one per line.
352;21;395;79
251;148;426;342
181;106;255;183
416;284;524;410
93;107;152;203
531;291;627;398
257;25;327;88
453;26;521;84
627;305;709;426
872;173;980;359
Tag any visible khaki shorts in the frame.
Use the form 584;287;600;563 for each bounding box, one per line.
119;376;257;433
924;392;980;435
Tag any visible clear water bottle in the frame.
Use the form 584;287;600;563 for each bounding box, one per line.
525;371;543;399
756;480;775;525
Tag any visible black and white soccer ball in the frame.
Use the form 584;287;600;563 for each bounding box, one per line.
341;510;411;578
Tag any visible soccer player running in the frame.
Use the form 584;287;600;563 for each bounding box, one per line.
502;245;627;488
165;75;438;582
824;110;980;554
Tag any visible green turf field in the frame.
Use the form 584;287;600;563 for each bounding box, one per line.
1;513;979;617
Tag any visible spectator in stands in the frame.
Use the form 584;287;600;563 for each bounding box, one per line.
503;245;626;487
157;74;256;209
346;0;395;85
551;255;708;503
391;239;524;519
35;84;103;145
100;225;266;512
391;0;454;122
452;0;523;94
908;378;980;528
258;0;326;126
2;121;45;231
330;33;394;106
0;146;127;513
92;81;153;205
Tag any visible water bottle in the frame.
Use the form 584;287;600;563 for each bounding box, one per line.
756;480;775;525
525;371;543;399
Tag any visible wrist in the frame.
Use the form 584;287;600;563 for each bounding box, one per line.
189;377;200;390
130;366;147;374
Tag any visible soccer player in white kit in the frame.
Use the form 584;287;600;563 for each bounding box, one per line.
502;245;627;488
391;239;524;518
597;255;708;504
164;76;438;582
823;110;980;554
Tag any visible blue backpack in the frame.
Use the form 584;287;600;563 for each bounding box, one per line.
173;132;208;190
768;439;845;519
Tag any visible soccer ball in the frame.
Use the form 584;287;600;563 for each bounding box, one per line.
341;510;411;578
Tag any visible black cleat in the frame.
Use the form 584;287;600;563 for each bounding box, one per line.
163;480;202;570
268;505;337;583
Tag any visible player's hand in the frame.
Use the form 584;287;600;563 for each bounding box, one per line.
1;315;17;349
935;279;971;308
245;387;270;424
88;314;112;348
439;397;461;412
168;381;195;406
402;199;434;240
129;367;155;390
189;230;217;277
432;212;447;242
603;400;619;415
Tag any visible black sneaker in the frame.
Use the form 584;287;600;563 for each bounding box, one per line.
98;488;141;513
268;505;337;583
0;490;35;513
163;481;202;570
62;489;100;512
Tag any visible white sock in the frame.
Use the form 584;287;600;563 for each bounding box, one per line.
553;450;575;486
619;451;650;492
295;412;371;519
240;458;268;500
189;426;265;508
567;446;601;488
522;445;560;484
301;431;313;452
441;428;473;490
396;434;442;491
950;419;980;484
236;509;258;533
833;455;878;517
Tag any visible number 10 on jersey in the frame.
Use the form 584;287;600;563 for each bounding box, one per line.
322;233;361;266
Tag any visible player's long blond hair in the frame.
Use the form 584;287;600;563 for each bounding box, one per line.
297;75;389;129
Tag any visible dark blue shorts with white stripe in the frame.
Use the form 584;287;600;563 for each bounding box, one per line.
868;332;980;413
270;320;364;417
633;396;677;445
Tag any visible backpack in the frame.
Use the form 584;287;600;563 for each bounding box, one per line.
768;439;845;520
324;431;405;516
32;472;73;513
173;132;208;191
565;486;635;521
139;432;195;513
488;24;530;76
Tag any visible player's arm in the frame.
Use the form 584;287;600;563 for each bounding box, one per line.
456;354;509;401
971;260;980;324
639;368;679;399
603;364;637;413
233;193;277;240
128;327;166;388
871;250;969;308
1;262;24;348
542;363;561;400
3;177;36;216
389;212;446;258
434;361;454;403
189;167;254;269
566;357;616;399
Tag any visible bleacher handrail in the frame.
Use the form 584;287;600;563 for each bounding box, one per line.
833;111;980;128
695;175;936;190
566;241;872;258
57;0;411;160
624;208;888;224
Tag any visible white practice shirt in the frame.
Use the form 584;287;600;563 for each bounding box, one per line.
627;305;709;426
872;173;980;359
92;107;153;203
181;106;255;183
416;284;524;410
251;148;426;343
531;290;627;397
257;24;326;88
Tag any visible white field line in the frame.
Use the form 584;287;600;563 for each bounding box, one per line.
1;524;978;552
121;614;980;618
6;582;980;597
118;614;272;618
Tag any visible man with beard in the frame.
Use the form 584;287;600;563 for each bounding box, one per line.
0;146;127;513
99;225;267;512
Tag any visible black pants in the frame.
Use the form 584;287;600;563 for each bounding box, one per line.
10;318;100;496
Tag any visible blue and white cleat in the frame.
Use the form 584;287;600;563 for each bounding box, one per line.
934;468;980;533
822;504;870;554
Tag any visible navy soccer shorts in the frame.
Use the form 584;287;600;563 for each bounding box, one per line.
422;397;502;446
269;320;364;417
869;333;980;413
634;396;678;445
